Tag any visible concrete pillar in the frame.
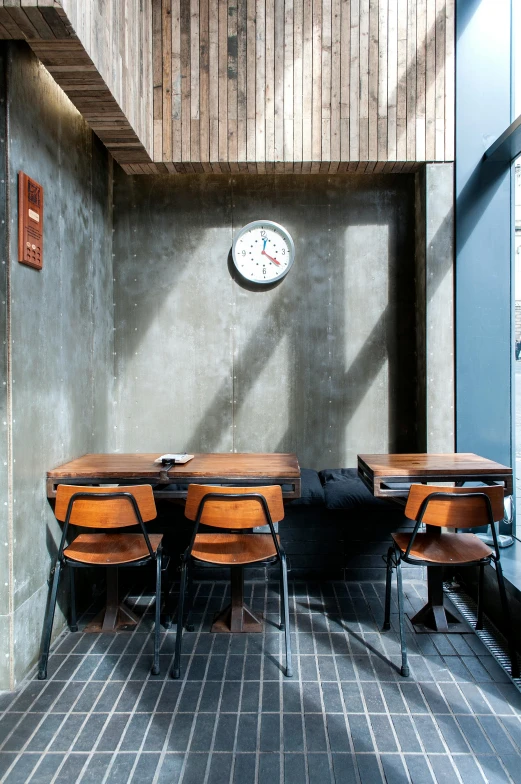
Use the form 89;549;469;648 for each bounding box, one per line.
415;163;455;452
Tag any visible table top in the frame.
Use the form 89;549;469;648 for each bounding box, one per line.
358;452;513;498
48;453;300;479
358;453;511;477
47;453;301;499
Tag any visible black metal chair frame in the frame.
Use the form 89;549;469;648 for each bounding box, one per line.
383;491;520;679
172;491;292;679
38;491;163;680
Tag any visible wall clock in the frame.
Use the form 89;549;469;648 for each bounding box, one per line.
231;220;295;284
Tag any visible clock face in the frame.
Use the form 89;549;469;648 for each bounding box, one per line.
232;220;295;284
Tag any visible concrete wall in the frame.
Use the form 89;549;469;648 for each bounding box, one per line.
113;172;419;468
415;163;455;452
0;42;114;690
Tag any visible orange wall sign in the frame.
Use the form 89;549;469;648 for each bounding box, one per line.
18;172;43;270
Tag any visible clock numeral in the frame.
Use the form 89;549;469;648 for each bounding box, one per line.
260;230;266;237
241;250;246;256
262;267;266;275
281;248;286;254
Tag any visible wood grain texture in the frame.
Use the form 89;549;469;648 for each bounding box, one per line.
185;483;285;525
392;531;493;564
55;484;157;525
0;0;154;165
64;533;163;564
357;453;513;499
149;0;454;171
3;0;454;171
191;532;278;563
404;484;505;528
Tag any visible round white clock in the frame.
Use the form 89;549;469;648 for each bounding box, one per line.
231;220;295;284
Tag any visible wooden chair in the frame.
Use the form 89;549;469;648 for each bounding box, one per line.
172;484;292;679
38;485;163;680
383;484;519;678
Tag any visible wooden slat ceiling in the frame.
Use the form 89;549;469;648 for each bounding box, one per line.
0;1;153;167
0;1;455;175
146;0;454;175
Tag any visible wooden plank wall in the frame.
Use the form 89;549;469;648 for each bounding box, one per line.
0;1;154;166
147;0;454;175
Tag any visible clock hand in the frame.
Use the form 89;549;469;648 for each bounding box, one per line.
262;238;267;250
262;250;281;266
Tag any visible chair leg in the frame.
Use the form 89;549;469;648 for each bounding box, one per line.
476;562;485;631
172;559;188;679
184;561;195;632
69;564;78;633
383;546;394;631
281;553;293;677
38;560;63;680
396;558;409;677
279;558;286;631
495;561;520;679
152;549;162;676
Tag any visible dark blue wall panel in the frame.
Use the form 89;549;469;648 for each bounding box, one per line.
456;0;513;465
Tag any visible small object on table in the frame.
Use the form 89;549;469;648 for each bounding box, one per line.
358;452;513;633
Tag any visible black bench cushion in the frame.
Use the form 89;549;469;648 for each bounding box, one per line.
318;467;392;510
285;468;325;506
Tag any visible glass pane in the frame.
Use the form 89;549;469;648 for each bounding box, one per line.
515;0;521;118
514;156;521;516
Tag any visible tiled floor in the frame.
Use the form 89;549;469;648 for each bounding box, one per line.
1;580;521;783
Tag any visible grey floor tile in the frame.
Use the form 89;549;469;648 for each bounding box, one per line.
167;713;194;752
182;753;208;784
260;713;280;751
2;581;520;784
236;713;258;752
213;713;238;752
380;754;410;784
355;753;384;784
28;753;65;783
155;752;184;783
331;753;358;784
307;752;333;784
391;714;422;753
404;754;436;784
206;752;232;784
121;713;152;751
451;754;486;783
189;713;216;752
54;753;89;782
79;752;113;783
232;752;256;783
427;754;459;783
369;714;398;752
347;714;373;753
304;713;328;752
129;753;160;784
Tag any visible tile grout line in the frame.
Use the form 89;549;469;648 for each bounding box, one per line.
17;588;151;784
150;581;215;784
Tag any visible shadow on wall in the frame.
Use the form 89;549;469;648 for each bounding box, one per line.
112;173;419;469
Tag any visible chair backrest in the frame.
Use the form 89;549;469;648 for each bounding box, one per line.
405;484;504;528
184;484;284;528
54;485;157;528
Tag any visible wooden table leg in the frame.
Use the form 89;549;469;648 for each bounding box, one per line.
211;565;263;633
84;568;141;633
409;564;465;633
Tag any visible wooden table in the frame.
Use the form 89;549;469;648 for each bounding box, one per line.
358;453;513;633
47;453;301;634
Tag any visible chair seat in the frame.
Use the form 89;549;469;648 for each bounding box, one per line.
192;533;278;565
64;533;163;565
392;531;492;564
